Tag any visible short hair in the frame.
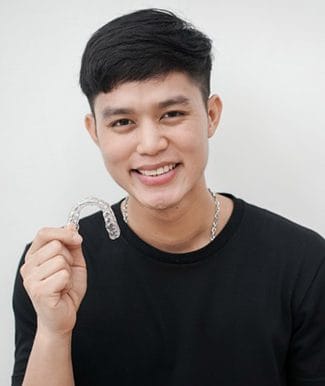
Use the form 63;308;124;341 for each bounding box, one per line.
79;8;213;114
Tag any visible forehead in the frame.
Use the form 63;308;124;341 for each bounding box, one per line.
93;72;203;115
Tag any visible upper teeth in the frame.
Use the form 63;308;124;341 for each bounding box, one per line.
138;163;176;176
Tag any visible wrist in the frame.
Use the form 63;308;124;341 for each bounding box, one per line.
36;322;73;344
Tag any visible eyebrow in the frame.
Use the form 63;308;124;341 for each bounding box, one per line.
101;95;191;120
101;107;133;120
158;96;191;109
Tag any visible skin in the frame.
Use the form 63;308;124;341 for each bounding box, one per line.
19;70;233;385
20;224;85;385
86;71;233;252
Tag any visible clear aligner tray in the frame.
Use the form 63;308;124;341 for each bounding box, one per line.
67;196;120;240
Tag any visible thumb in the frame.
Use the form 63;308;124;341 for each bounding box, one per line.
71;241;86;268
65;224;86;268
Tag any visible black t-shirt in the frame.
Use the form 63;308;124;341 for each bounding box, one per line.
12;193;325;386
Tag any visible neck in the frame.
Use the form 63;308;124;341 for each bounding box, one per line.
123;184;218;253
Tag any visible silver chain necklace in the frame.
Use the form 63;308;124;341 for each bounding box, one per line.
121;189;221;242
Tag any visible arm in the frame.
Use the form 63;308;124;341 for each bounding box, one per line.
287;253;325;386
22;329;74;386
14;225;86;386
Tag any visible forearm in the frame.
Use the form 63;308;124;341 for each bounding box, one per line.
22;328;74;386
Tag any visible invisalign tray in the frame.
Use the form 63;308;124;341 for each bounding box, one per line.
67;197;120;240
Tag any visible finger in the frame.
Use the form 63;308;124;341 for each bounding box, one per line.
34;255;72;282
71;246;86;268
66;223;78;232
28;225;82;255
26;239;74;265
22;255;71;287
39;269;72;297
23;266;71;302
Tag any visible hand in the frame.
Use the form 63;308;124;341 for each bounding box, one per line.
20;224;87;336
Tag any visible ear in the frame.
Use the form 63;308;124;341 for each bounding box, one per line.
85;113;99;146
207;95;222;138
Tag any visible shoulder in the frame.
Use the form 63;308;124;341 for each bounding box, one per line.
241;198;324;252
224;191;324;272
235;196;325;305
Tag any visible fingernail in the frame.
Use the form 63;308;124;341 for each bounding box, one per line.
67;223;77;231
72;232;83;242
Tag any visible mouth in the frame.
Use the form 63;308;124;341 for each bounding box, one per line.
132;163;178;177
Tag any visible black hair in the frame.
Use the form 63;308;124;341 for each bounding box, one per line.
79;8;213;114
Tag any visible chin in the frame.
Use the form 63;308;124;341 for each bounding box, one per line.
138;192;182;211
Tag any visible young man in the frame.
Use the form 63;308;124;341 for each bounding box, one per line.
12;8;325;386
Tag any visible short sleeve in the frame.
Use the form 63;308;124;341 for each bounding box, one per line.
287;255;325;385
11;244;37;386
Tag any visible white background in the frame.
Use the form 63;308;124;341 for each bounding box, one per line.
1;0;324;383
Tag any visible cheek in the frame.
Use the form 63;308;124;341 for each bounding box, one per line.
183;127;210;167
176;123;208;154
98;136;132;172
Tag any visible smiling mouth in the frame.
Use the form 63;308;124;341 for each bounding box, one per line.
133;163;178;177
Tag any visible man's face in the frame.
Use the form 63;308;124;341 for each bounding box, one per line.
85;71;222;210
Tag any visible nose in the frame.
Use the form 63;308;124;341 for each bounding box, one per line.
136;121;168;155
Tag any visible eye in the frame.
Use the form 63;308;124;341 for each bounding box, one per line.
111;118;133;127
162;111;185;119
